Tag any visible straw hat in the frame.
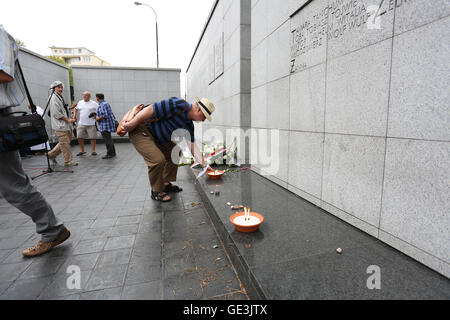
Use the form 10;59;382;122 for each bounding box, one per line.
195;97;215;122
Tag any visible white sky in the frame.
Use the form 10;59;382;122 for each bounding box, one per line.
0;0;214;95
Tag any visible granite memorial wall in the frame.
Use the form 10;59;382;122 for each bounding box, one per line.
251;0;449;276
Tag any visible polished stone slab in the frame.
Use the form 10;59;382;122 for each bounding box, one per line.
192;166;450;299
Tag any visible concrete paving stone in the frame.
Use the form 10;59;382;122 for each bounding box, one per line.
200;267;242;300
73;239;107;255
46;242;78;258
122;281;161;300
116;215;142;226
81;227;112;240
0;235;31;250
0;261;33;282
90;218;117;229
19;256;67;280
1;248;41;265
38;270;92;299
163;274;203;300
109;224;139;237
64;219;95;229
80;287;122;300
130;245;161;266
104;235;136;251
53;294;81;300
163;240;194;260
0;249;13;263
125;263;162;286
163;255;197;279
163;228;191;243
137;222;161;235
96;249;132;268
60;253;100;272
85;265;128;292
141;212;163;223
0;282;12;296
0;276;53;300
206;291;248;300
195;250;230;270
134;232;161;248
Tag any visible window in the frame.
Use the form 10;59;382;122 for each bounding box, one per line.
78;49;82;53
83;56;91;62
64;49;72;54
71;57;80;63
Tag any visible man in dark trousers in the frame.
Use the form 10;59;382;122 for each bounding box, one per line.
95;93;117;159
0;25;70;257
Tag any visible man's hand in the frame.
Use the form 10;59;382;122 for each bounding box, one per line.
67;119;75;123
121;121;134;133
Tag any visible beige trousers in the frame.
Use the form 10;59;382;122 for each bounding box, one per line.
129;125;179;193
48;130;73;163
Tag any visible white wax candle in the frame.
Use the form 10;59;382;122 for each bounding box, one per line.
234;215;261;226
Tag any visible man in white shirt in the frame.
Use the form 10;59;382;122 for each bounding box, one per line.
72;91;99;156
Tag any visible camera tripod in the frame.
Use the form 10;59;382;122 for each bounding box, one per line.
30;88;74;180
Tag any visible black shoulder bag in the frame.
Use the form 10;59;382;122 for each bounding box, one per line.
0;61;49;153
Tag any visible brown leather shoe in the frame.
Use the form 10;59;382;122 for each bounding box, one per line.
22;227;71;257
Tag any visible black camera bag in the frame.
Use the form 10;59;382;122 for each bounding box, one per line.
0;61;49;153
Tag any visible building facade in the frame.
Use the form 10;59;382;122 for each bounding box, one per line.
186;0;450;277
50;46;111;67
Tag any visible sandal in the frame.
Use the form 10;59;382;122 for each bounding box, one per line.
164;183;183;193
151;191;172;202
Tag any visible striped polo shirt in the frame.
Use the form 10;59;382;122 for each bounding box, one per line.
147;97;195;145
0;25;26;109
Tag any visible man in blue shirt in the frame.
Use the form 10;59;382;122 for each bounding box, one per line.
95;93;117;159
120;97;216;202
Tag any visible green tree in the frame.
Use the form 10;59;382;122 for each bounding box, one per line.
15;39;26;47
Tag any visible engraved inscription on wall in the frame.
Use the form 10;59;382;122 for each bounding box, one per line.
209;33;224;84
290;0;413;73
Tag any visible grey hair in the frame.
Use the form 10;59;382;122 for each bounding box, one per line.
50;81;63;89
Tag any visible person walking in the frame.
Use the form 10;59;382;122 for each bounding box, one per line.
95;93;116;159
72;91;99;156
0;25;71;257
47;81;78;167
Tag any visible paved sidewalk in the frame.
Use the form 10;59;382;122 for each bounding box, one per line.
0;144;247;300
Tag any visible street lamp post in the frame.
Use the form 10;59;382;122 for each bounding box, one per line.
134;1;160;68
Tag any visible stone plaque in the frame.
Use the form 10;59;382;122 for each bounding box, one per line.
290;0;414;73
209;53;215;84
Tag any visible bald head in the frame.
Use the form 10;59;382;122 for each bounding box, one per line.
82;92;91;102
